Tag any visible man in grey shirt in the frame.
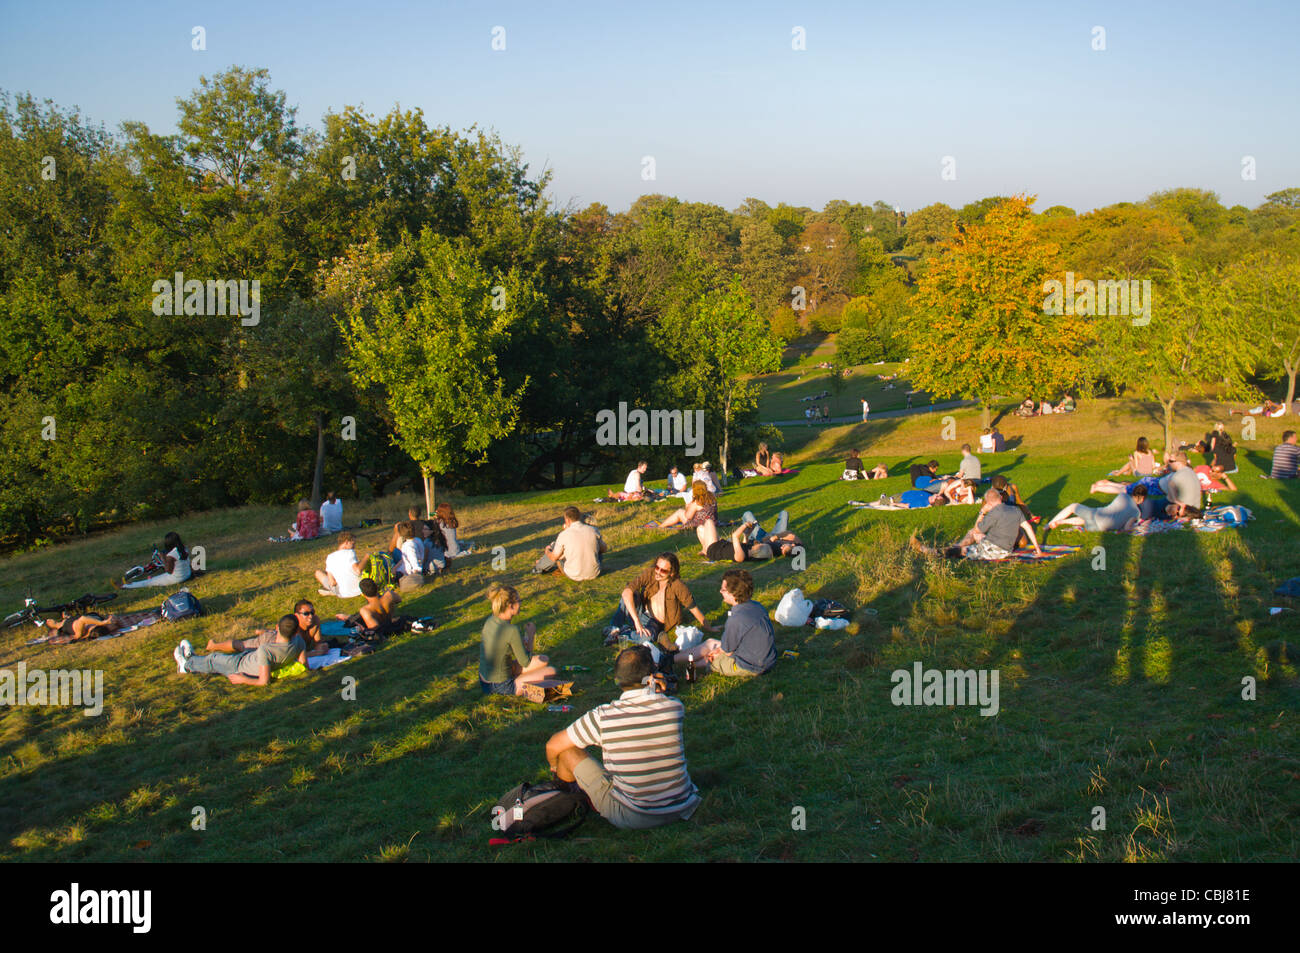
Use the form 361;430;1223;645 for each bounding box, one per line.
957;444;982;481
909;489;1042;561
1159;452;1202;516
174;615;308;685
678;569;776;676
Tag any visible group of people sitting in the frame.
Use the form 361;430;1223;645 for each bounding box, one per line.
1016;395;1076;417
312;503;475;595
805;404;831;423
841;449;888;481
288;492;346;541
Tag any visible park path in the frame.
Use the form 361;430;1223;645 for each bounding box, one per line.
764;399;976;427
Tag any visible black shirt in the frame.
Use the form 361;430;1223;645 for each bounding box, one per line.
845;456;864;472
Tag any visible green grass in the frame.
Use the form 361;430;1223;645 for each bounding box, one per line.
1;399;1298;861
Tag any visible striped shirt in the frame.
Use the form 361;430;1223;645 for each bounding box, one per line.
1271;442;1299;479
566;687;701;817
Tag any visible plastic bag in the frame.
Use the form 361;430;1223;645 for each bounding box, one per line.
775;588;814;627
674;625;704;652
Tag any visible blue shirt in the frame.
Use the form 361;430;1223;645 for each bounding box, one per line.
721;600;776;674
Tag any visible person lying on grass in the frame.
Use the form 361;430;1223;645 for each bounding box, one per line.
704;511;801;563
910;460;941;490
174;614;308;685
841;451;888;481
909;489;1042;561
1229;399;1287;417
479;584;556;697
42;613;123;642
1047;486;1144;535
657;481;720;555
544;644;700;830
206;599;330;658
603;553;717;651
674;568;776;678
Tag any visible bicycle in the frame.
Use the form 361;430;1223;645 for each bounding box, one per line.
4;590;118;629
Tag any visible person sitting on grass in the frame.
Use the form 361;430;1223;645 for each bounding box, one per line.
419;520;447;576
979;428;995;453
705;511;802;562
334;578;396;631
316;532;364;598
1113;437;1159;476
603;553;717;651
394;521;425;591
667;465;689;498
1047;488;1142;535
909;489;1042;561
1159;452;1202;513
957;444;981;480
116;531;192;589
1058;394;1076;413
293;499;320;540
389;505;422;558
535;506;607;580
657;481;720;555
319;491;343;535
754;442;776;476
434;502;473;559
842;450;864;480
479;584;556;696
616;461;652;501
1017;399;1036;417
768;451;786;474
206;599;330;658
676;569;776;678
174;614;308;685
1209;425;1237;473
544;644;701;830
1269;430;1299;479
42;612;123;642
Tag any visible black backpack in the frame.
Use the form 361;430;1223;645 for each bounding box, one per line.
807;598;851;623
490;780;589;843
161;590;205;622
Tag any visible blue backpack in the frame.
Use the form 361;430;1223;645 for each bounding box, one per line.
161;590;205;622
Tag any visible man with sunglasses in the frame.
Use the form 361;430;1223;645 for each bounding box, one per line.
603;553;716;651
203;599;329;657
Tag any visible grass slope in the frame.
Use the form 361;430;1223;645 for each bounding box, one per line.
0;400;1297;862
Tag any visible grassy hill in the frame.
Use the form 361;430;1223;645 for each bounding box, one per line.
1;399;1297;862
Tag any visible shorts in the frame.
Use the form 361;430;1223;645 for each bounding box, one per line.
711;653;761;678
573;757;694;830
964;540;1011;561
480;678;516;696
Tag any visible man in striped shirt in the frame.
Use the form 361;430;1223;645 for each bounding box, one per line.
545;645;700;829
1270;431;1298;479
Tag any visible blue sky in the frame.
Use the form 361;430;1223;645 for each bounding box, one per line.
2;0;1296;214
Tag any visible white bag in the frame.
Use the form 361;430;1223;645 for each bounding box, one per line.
674;625;704;653
775;588;814;627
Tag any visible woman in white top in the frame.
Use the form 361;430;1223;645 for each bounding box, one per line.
118;532;192;588
978;428;995;453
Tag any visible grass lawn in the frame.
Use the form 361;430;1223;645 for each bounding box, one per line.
757;336;933;422
1;399;1297;862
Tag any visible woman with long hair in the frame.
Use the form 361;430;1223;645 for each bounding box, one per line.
1113;437;1158;476
435;501;474;557
117;531;192;589
656;481;720;554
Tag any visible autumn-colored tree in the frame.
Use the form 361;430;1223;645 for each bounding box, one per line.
906;196;1093;427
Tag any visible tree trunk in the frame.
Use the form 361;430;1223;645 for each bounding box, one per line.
1162;400;1176;454
310;413;326;510
980;401;991;430
423;472;435;518
1285;362;1297;412
721;392;732;484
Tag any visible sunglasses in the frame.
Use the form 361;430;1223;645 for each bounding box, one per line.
654;565;670;574
296;609;316;617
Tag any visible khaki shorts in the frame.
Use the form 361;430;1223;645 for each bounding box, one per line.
573;757;693;830
712;653;760;678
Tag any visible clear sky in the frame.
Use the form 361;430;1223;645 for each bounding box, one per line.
2;0;1296;214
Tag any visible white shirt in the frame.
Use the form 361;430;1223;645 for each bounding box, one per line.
319;499;343;533
167;547;192;580
670;471;687;492
400;538;424;575
979;433;995;452
624;469;643;494
324;548;362;598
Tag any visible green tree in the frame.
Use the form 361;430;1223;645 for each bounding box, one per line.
335;233;540;513
667;280;782;476
1231;245;1300;409
902;203;958;259
906;197;1092;428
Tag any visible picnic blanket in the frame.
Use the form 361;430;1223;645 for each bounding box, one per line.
848;499;976;511
740;468;799;478
990;545;1080;563
24;608;163;646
